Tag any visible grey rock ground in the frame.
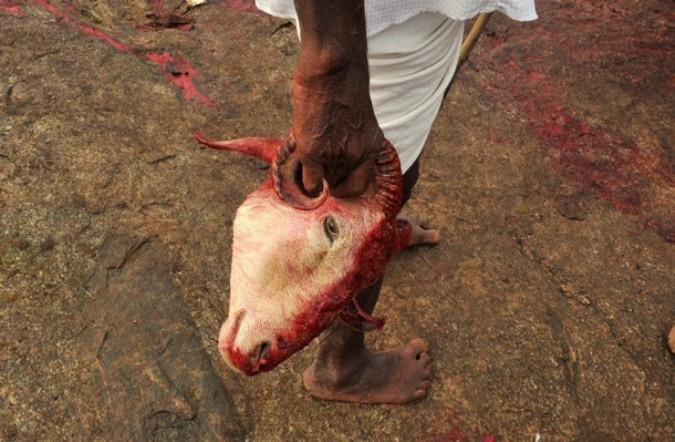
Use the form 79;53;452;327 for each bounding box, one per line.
0;1;673;441
79;235;243;440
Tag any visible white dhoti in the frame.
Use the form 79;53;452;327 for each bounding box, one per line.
367;13;463;172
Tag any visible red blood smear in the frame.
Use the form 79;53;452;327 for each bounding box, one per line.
470;64;671;216
429;409;497;442
462;1;674;241
0;0;25;15
222;0;261;13
526;97;659;216
144;52;213;106
31;0;212;106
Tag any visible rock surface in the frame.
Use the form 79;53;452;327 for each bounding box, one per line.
0;1;673;441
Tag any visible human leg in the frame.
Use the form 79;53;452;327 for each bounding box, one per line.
302;13;464;404
303;161;436;403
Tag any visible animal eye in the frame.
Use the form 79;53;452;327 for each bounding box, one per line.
323;216;339;242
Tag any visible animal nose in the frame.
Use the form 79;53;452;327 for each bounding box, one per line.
250;341;272;371
218;312;281;374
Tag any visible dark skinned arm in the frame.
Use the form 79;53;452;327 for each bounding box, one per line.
287;0;383;197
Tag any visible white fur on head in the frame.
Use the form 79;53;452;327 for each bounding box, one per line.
219;186;383;370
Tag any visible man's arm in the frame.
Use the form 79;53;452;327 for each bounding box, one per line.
282;0;383;198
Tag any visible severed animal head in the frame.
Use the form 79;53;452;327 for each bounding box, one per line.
195;133;411;375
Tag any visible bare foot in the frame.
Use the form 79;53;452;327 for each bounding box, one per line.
302;338;432;403
398;213;441;246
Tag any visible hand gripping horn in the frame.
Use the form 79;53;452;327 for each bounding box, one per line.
271;134;329;210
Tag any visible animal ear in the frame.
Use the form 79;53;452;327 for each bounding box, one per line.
194;132;281;163
272;135;329;210
338;297;385;332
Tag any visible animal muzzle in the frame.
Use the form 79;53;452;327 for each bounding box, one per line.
218;310;286;375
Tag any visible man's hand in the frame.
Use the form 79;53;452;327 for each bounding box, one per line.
283;0;383;198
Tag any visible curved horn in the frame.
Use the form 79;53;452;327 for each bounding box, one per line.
374;139;404;219
271;135;329;210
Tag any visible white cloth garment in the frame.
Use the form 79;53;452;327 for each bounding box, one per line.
255;0;537;37
255;1;537;172
367;13;463;172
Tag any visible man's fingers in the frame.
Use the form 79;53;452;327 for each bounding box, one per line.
301;159;326;197
331;162;376;198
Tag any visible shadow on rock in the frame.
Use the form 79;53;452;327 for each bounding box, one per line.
71;235;243;441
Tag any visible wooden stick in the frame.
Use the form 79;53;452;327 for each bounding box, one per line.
458;12;493;70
